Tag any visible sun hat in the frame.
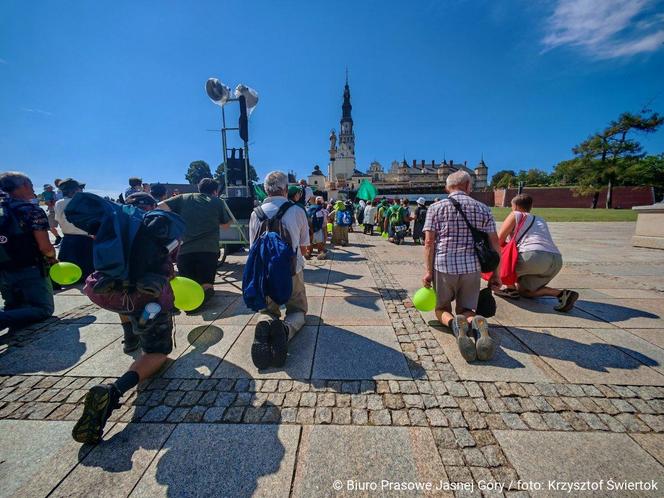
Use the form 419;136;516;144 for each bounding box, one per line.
417;197;426;205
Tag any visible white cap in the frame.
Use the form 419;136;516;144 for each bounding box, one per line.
417;197;426;205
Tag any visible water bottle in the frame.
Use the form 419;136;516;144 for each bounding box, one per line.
138;302;161;327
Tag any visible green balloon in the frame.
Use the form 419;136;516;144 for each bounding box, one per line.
413;287;436;312
170;276;205;311
49;262;82;285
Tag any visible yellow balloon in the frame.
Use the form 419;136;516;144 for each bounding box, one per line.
49;262;82;285
170;276;205;311
413;287;436;312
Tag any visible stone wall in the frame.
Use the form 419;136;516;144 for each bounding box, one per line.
495;186;654;209
469;191;495;207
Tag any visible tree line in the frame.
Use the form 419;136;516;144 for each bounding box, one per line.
491;110;663;208
185;160;259;187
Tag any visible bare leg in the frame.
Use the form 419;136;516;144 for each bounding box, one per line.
128;353;169;382
517;285;561;298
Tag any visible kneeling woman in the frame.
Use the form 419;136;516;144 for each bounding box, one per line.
496;194;578;312
55;178;94;281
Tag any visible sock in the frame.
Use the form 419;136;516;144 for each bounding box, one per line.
113;370;140;397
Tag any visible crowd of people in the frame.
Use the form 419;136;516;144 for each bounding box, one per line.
0;168;578;445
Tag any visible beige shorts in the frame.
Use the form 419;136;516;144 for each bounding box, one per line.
433;270;481;313
516;251;563;292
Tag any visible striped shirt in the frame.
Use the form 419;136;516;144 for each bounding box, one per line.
423;191;496;274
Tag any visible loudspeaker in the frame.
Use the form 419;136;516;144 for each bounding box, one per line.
226;148;247;186
224;196;254;220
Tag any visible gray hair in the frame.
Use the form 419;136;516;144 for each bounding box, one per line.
263;171;288;196
0;171;31;193
446;170;472;190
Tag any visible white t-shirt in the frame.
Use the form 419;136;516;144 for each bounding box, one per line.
249;196;311;274
511;212;560;255
55;197;91;236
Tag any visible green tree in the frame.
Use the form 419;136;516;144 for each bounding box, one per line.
570;110;663;208
550;159;586;185
490;170;516;189
619;154;664;188
185;160;213;185
519;168;551;186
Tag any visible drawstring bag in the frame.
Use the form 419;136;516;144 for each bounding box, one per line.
482;214;535;285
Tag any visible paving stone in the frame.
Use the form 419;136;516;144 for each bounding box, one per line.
293;425;448;496
312;326;411;380
560;411;591;431
369;409;391;425
351;408;368;425
390;409;410;426
166;407;190;423
142;405;172;422
408;408;427;426
481;445;507;467
223;406;244;423
502;412;528;430
578;412;609;431
332;407;351;425
299;392;316;407
131;423;300;497
542;412;573;431
425;408;448;427
495;430;664;492
315;407;332;424
615;413;650;432
598;413;627;432
638;414;664;432
438;448;464;466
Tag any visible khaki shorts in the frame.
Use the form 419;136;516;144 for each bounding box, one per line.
433;270;481;313
516;251;563;292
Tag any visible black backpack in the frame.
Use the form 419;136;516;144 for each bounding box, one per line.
0;198;42;271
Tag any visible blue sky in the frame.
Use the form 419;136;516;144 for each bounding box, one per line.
1;0;663;197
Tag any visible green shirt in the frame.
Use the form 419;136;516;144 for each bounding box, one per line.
164;193;228;255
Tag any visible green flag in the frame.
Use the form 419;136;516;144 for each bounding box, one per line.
357;179;378;201
254;183;267;202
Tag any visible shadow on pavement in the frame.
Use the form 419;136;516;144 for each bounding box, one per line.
505;326;659;372
0;316;97;374
75;343;287;497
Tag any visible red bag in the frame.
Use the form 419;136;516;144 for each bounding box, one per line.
481;214;531;284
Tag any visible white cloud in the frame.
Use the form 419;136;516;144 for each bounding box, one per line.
20;107;53;116
542;0;664;59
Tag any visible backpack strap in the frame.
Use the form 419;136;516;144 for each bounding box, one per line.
515;215;536;246
254;206;268;222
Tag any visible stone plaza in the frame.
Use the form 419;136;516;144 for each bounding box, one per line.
1;221;664;497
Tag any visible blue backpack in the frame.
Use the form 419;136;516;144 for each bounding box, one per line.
336;209;352;227
64;192;185;283
242;202;296;311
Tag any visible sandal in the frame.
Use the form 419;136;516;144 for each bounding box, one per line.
493;287;520;299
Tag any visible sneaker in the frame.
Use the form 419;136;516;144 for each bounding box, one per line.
554;289;579;312
122;325;140;354
54;235;62;246
72;384;120;444
251;321;273;369
451;315;476;362
472;316;496;361
270;320;289;368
